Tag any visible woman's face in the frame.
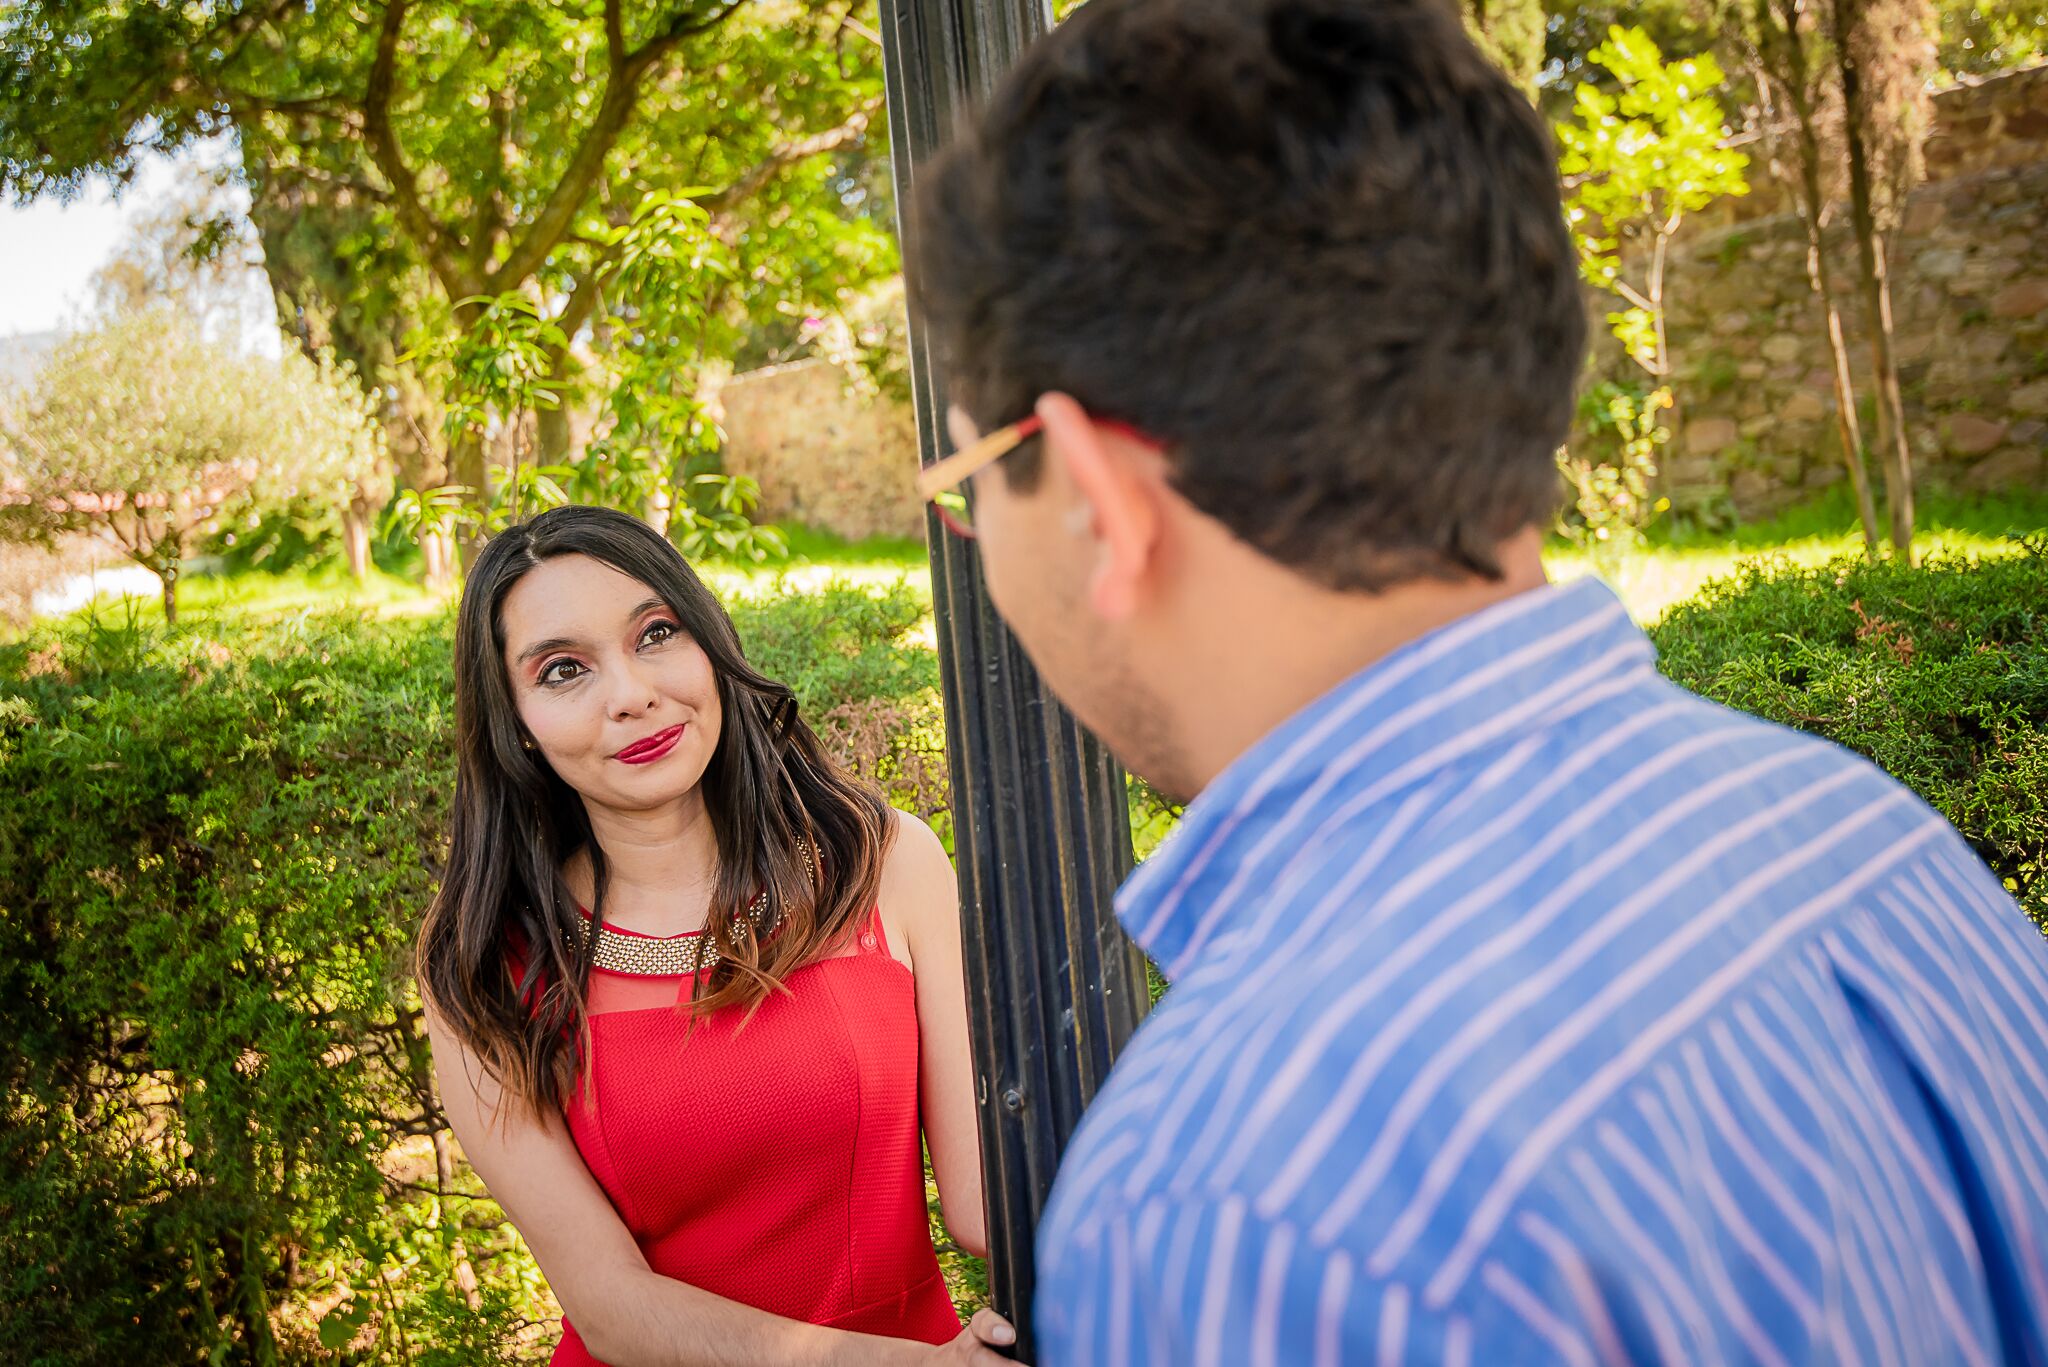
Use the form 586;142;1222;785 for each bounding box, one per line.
497;553;723;817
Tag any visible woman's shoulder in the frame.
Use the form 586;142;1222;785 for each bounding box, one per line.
874;809;957;967
878;808;952;892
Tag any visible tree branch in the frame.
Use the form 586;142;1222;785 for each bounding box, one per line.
493;83;639;286
469;87;516;271
492;1;756;290
1612;279;1657;312
700;98;881;219
270;162;394;206
222;88;354;122
628;0;752;70
557;251;621;344
363;0;475;297
214;0;307;79
604;0;627;69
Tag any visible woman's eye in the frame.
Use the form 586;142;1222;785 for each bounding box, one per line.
539;659;585;687
641;620;678;647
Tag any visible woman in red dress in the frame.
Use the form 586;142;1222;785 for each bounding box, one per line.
417;506;1013;1365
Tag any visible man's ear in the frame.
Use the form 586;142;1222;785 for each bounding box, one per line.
945;403;981;454
1036;392;1163;622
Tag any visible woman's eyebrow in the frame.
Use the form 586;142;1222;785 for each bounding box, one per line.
515;635;582;666
512;600;668;666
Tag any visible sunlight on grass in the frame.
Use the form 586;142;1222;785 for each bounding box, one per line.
690;522;934;604
1546;488;2047;623
698;562;933;603
176;562;443;619
37;493;2045;633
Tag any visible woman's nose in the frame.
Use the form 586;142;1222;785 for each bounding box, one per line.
605;653;660;719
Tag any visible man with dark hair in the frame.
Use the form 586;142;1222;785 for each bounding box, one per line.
909;0;2048;1362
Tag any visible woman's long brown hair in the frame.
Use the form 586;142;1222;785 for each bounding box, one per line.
415;505;894;1118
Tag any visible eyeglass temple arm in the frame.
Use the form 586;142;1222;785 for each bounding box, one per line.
915;417;1042;500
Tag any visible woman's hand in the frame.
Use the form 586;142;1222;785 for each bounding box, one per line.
931;1309;1019;1363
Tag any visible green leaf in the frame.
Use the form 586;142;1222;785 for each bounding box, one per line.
317;1299;371;1350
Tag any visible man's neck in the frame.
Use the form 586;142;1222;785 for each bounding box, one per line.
1164;529;1549;795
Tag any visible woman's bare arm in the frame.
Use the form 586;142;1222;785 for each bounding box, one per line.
881;809;990;1260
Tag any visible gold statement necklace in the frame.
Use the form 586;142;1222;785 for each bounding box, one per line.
574;838;817;977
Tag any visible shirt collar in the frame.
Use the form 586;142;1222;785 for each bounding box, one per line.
1116;577;1655;978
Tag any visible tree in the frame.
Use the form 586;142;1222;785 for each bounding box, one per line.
84;167;401;581
90;168;276;348
0;310;384;622
1461;0;1549;87
1935;0;2048;77
0;0;896;560
245;165;458;583
1543;0;1723;99
1558;25;1751;447
390;192;790;563
1825;0;1934;560
1733;0;1887;555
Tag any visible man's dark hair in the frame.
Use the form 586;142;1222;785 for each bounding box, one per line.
911;0;1587;590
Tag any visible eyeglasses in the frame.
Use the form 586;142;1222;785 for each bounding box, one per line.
915;415;1045;540
915;412;1158;540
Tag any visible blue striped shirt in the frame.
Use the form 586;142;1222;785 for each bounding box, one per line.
1034;577;2048;1366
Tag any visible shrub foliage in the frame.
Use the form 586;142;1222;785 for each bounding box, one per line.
0;579;943;1364
7;550;2041;1362
1651;548;2047;932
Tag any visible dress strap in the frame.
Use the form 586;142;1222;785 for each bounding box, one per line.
862;906;890;958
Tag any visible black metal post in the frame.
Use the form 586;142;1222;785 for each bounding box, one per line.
876;0;1153;1355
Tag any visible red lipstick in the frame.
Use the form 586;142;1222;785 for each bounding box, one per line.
614;723;686;765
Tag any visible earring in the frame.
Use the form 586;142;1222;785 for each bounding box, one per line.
521;738;536;751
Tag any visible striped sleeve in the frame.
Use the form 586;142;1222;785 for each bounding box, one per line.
1038;1197;1645;1367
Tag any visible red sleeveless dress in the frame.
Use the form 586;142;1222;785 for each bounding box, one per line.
545;909;963;1364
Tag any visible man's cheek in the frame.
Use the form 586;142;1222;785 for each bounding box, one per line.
979;541;1024;626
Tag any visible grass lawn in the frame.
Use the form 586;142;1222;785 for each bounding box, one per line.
1546;486;2047;621
697;524;933;602
37;487;2048;631
175;559;444;618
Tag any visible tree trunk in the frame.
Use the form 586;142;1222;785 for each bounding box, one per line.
1837;45;1917;562
450;428;489;572
1791;127;1883;556
342;500;372;581
421;529;456;591
373;364;460;589
535;363;578;468
1750;0;1883;556
1820;288;1884;556
1648;227;1681;451
156;559;179;626
536;403;571;466
1864;236;1915;560
449;296;491;570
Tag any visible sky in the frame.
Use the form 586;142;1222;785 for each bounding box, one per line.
0;135;277;353
0;171;139;339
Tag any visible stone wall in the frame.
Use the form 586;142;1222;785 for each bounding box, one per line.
1600;63;2048;519
708;358;924;542
712;68;2048;536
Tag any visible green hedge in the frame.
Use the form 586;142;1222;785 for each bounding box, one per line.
0;580;945;1365
8;550;2042;1363
727;581;950;830
1650;549;2047;934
